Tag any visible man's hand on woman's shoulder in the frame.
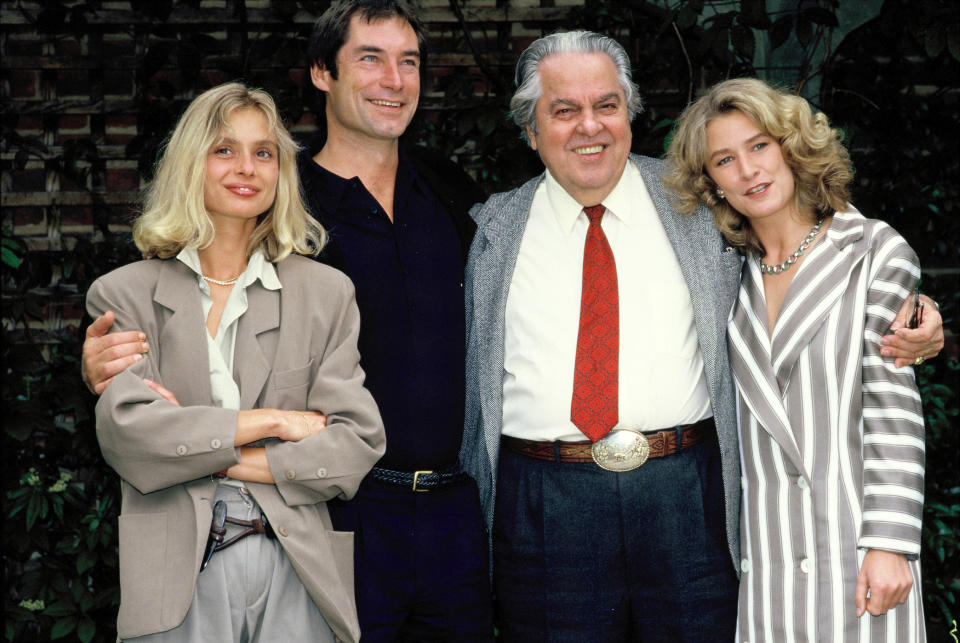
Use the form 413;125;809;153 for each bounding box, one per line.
82;311;149;394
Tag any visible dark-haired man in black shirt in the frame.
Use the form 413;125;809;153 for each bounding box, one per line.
298;1;492;641
299;1;492;641
293;2;492;640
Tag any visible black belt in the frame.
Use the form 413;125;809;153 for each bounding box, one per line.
368;466;468;492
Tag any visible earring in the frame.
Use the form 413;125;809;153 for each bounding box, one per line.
715;188;725;199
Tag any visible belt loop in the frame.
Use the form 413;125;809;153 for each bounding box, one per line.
675;426;684;455
552;441;562;462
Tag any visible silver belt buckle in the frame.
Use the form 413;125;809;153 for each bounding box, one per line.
591;429;650;472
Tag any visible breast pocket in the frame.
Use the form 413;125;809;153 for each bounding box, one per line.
272;361;313;409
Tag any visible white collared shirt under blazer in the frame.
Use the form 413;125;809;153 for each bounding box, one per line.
502;163;711;441
729;207;925;642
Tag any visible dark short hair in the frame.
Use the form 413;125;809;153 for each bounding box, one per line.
308;0;427;79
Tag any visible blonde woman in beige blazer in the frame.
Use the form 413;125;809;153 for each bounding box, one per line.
86;83;384;642
668;79;927;642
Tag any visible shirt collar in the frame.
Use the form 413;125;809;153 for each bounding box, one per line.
395;146;424;213
297;144;351;218
544;161;637;236
176;246;281;291
296;138;425;217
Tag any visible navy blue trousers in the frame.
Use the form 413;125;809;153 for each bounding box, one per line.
493;435;738;642
329;476;494;642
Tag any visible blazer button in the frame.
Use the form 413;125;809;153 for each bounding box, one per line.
211;438;222;449
316;468;327;478
278;525;289;537
176;444;188;456
285;470;296;480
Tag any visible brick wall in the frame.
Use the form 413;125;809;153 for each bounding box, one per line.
1;0;584;341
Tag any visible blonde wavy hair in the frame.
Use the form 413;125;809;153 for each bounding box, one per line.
133;82;324;261
664;78;852;253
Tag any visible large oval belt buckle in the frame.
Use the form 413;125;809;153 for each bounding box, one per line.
591;429;650;472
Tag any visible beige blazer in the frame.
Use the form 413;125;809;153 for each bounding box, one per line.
87;254;385;643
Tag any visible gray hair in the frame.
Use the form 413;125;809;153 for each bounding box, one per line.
510;30;642;143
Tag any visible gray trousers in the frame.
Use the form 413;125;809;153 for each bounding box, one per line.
128;484;335;643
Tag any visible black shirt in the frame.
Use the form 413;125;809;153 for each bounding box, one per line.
298;143;470;470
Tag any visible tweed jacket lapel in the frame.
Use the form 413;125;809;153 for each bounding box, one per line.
234;279;280;410
469;174;542;471
633;155;742;411
152;260;214;407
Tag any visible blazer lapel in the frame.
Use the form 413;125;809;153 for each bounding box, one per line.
633;155;741;411
727;209;866;479
729;260;808;477
769;210;865;391
471;175;541;467
153;260;213;407
234;279;280;410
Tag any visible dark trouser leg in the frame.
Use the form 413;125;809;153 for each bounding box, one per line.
493;437;737;643
397;478;493;643
493;449;630;643
624;438;738;642
329;477;494;643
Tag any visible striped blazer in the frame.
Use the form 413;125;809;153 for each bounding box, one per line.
729;207;925;642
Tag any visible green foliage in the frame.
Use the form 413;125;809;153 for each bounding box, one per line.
916;356;960;636
3;229;138;641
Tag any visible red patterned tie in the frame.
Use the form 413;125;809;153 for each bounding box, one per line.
571;204;619;442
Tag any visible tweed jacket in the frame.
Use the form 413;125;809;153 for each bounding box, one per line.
87;254;385;642
459;154;743;568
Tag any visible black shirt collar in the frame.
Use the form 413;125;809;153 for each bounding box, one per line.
297;136;425;217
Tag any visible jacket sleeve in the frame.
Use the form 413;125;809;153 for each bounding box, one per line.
265;274;385;506
87;275;241;495
857;224;925;556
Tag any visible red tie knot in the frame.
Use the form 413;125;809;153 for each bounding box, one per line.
584;204;606;225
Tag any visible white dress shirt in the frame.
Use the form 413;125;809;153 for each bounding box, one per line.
501;163;712;441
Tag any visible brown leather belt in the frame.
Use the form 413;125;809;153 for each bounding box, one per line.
201;500;276;572
501;417;714;464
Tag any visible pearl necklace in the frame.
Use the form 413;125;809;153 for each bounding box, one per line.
758;218;824;275
202;272;242;286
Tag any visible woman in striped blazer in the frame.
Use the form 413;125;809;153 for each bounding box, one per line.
666;78;926;642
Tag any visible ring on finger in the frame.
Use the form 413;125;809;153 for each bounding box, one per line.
914;356;925;366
